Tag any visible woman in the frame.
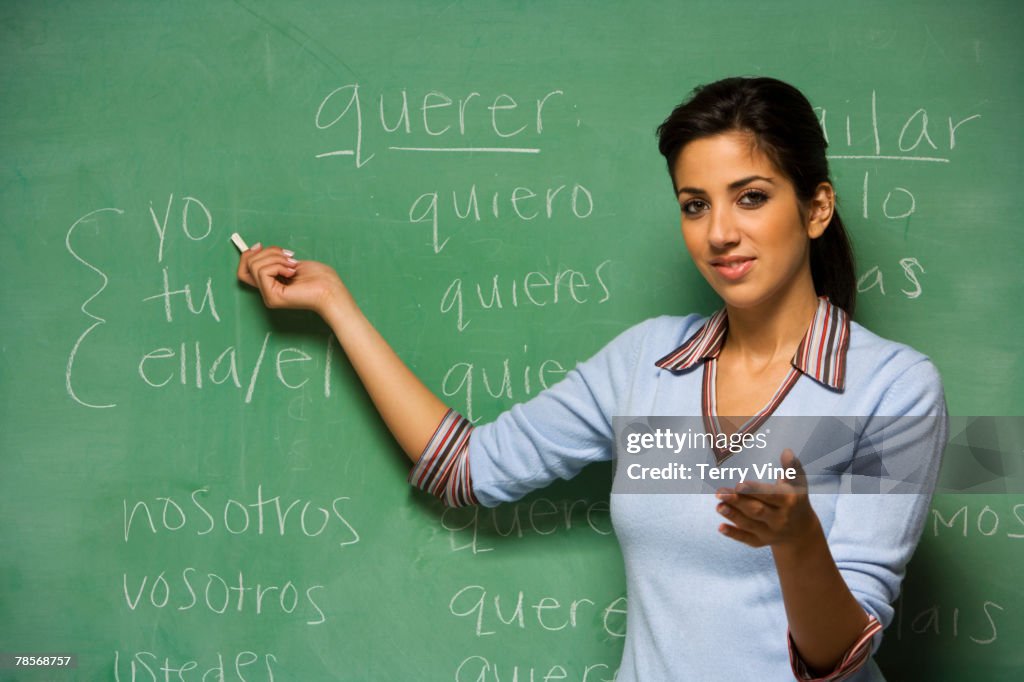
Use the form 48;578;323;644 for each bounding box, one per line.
237;77;948;681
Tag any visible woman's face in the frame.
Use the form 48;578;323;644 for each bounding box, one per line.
672;130;828;312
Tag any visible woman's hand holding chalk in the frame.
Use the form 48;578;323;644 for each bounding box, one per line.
235;238;348;316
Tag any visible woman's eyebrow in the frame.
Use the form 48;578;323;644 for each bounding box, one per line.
676;175;775;196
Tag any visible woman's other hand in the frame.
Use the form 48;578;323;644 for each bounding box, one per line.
714;449;819;549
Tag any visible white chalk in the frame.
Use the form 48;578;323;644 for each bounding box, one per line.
230;232;249;252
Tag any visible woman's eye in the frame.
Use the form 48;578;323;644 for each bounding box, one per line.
681;199;708;217
738;190;768;208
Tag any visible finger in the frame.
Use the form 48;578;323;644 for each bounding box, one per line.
729;481;787;506
252;263;299;305
717;487;780;510
236;242;263;287
731;453;806;501
253;261;298;285
717;499;773;533
717;522;765;548
718;494;774;521
247;245;297;271
249;250;299;281
250;252;299;273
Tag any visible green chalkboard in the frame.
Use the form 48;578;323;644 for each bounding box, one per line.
2;1;1022;680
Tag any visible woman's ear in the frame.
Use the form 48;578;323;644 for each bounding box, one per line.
806;182;835;239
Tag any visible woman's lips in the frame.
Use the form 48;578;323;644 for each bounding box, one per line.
711;257;755;281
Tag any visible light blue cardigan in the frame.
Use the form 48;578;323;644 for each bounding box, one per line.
463;312;948;681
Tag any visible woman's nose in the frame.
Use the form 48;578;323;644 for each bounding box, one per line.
707;206;740;248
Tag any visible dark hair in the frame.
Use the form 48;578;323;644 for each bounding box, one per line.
656;76;856;315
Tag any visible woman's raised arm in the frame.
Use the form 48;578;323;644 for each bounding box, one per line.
237;244;449;462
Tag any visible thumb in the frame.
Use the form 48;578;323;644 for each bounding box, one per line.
781;449;808;492
236;242;264;288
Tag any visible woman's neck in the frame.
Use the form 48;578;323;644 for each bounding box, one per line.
722;286;820;367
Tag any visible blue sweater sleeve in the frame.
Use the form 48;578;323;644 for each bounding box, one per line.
828;357;949;651
466;319;653;507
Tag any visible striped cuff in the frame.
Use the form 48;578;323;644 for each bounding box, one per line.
789;614;882;681
407;408;479;507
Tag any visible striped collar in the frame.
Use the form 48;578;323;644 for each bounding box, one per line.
654;296;851;391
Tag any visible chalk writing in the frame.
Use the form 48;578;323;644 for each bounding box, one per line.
448;585;626;638
895;594;1005;645
815;90;981;162
315;84;566;166
441;498;612;555
454;656;617;682
65;207;125;409
440;261;612;333
856;258;927;298
122;484;360;547
148;194;214;263
142;267;220;323
121;568;326;625
409;181;594;253
442;350;571;424
136;334;336;403
113;649;278;682
930;502;1024;539
65;195;349;406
